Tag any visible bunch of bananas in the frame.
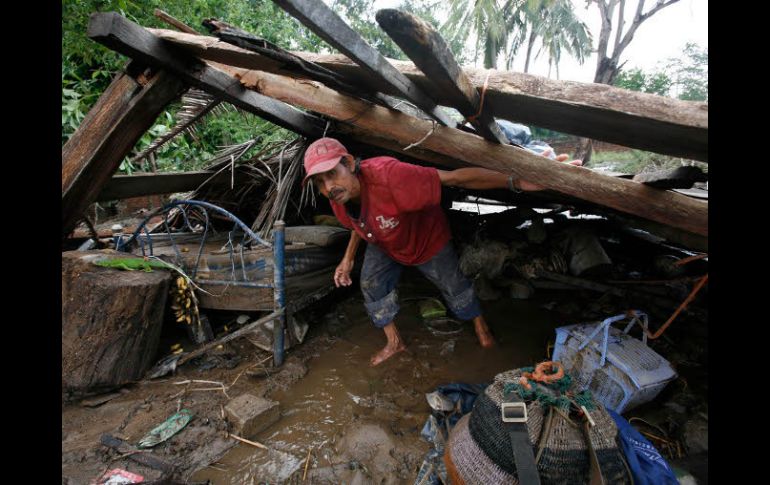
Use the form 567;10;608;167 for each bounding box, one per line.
170;275;200;327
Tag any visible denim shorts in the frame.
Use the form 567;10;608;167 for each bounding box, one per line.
360;241;482;328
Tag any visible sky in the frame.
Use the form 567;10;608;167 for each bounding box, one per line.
370;0;708;83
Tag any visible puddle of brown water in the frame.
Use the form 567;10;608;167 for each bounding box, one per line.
193;285;566;483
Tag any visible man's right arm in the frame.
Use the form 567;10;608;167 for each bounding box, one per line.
334;230;362;287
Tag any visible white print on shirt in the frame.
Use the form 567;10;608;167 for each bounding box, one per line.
376;215;399;230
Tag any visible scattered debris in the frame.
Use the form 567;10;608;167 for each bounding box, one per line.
92;468;144;485
138;409;195;448
99;434;176;475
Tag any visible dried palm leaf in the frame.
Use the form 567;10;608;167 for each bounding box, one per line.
130;89;226;165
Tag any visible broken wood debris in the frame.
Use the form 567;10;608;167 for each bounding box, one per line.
177;309;284;366
228;433;268;450
201;18;402;113
62;63;185;234
148;27;707;161
271;0;457;128
231;68;707;236
376;9;508;144
87;12;324;138
82;13;707;242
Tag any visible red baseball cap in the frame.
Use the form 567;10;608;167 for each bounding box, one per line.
302;137;351;187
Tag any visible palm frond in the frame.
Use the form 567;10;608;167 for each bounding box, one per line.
130;89;224;165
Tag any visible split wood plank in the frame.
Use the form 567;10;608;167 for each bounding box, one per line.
62;63;186;234
149;28;707;161
88;12;324;139
271;0;456;128
375;9;508;144
232;69;707;237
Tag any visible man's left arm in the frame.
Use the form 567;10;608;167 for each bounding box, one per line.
437;156;582;192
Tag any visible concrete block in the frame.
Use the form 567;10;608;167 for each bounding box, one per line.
225;393;280;439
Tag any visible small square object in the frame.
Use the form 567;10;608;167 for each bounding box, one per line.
225;393;280;440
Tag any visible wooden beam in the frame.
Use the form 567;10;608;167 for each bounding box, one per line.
612;214;708;252
375;9;507;144
200;18;399;111
87;12;324;138
233;69;707;237
96;171;247;202
271;0;457;128
62;64;186;234
303;54;708;162
149;29;707;161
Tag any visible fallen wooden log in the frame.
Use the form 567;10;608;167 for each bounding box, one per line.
147;28;707;161
62;251;172;394
375;9;508;144
232;69;708;237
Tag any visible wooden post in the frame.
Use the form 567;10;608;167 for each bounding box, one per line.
376;9;508;144
62;63;185;234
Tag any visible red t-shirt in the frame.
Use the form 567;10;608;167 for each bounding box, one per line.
331;156;450;265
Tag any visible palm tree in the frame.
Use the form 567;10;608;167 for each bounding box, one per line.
444;0;591;75
537;0;592;79
444;0;512;69
506;0;591;77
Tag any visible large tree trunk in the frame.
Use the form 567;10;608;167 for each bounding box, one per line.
62;251;172;397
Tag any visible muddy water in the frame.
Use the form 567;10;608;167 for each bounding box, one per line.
193;275;567;483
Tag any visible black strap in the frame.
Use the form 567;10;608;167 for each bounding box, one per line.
502;389;541;485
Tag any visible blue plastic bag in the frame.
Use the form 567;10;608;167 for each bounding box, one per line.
608;409;679;485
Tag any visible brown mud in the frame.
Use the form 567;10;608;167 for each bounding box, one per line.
62;269;706;484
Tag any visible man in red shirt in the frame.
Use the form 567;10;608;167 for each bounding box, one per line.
303;138;580;366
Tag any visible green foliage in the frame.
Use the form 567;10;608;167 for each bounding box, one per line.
666;43;708;101
590;149;708;175
613;67;672;96
444;0;591;72
62;0;327;174
614;43;707;101
62;0;463;177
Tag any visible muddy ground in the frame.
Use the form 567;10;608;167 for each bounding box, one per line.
62;268;708;484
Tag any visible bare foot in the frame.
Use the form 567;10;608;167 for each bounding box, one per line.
369;343;406;366
474;319;496;348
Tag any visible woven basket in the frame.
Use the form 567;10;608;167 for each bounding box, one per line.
445;367;632;484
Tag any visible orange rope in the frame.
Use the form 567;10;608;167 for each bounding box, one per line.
519;361;565;390
674;253;708;266
647;273;708;340
466;71;491;123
